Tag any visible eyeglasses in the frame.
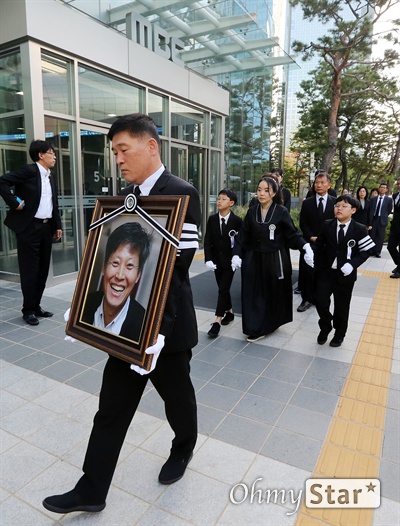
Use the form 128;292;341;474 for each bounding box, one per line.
45;151;56;157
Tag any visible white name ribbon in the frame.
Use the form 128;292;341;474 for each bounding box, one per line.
347;239;356;260
229;229;238;248
269;224;276;240
88;194;180;248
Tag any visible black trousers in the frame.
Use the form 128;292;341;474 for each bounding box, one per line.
370;218;386;256
314;270;354;338
16;221;53;314
298;252;315;303
214;265;235;317
74;350;197;501
387;223;400;268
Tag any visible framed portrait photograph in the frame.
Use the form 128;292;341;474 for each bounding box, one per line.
66;195;189;369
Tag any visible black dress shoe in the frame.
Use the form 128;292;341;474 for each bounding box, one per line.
42;489;106;514
23;313;39;326
158;453;193;485
330;336;344;347
35;307;54;317
207;322;220;338
390;271;400;279
317;331;328;345
221;312;234;325
297;301;313;312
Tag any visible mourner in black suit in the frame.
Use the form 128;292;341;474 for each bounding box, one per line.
43;114;201;515
0;140;62;325
204;189;242;337
388;178;400;278
82;222;151;341
298;172;336;312
367;182;393;257
313;195;375;347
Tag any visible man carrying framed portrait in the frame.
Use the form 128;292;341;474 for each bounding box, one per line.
43;113;201;515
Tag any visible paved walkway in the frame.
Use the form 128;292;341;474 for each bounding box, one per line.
0;248;399;526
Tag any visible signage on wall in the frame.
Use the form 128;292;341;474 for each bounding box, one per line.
126;11;185;67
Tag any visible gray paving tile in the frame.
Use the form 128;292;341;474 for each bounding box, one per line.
18;333;62;350
300;369;346;396
241;343;280;360
272;349;314;369
0;343;36;363
38;359;87;382
190;358;222;381
196;382;243;411
68;347;106;367
308;356;350;378
14;351;61;372
66;368;103;394
232;393;285;425
195;345;237;366
212;367;258;391
212;414;272;452
226;352;270;375
387;388;400;411
262;361;308;384
276;405;331;440
380;460;400;502
249;376;297;403
289;386;339;416
42;339;87;359
1;327;41;344
390;372;400;391
261;428;322;471
211;335;247;353
196;404;227;436
137;388;166;420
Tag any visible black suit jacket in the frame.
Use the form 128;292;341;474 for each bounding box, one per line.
368;195;393;227
314;219;375;283
0;163;62;235
120;169;201;354
203;212;242;268
300;194;336;242
82;291;145;342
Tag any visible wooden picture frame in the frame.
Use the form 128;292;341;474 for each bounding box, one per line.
66;195;189;369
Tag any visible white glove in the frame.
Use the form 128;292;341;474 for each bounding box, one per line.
63;307;77;342
303;243;314;268
341;263;353;276
231;255;242;271
130;334;165;375
205;260;217;271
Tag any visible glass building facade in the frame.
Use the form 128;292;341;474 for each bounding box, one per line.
0;0;293;282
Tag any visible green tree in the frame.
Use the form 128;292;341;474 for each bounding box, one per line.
290;0;400;171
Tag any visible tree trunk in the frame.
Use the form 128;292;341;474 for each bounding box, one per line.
322;67;341;172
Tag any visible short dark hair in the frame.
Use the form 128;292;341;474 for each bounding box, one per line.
218;188;237;204
271;168;283;177
29;140;54;162
107;113;161;150
336;194;359;210
315;171;331;182
104;222;151;272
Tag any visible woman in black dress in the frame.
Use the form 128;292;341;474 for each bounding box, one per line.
232;176;313;342
353;186;369;226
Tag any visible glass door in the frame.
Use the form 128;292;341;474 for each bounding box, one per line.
170;144;188;181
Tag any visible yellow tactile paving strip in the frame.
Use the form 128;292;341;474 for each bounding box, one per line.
295;273;399;526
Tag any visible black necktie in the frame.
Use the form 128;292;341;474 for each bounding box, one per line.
375;197;382;217
318;197;324;217
221;217;226;235
338;224;345;244
134;185;141;197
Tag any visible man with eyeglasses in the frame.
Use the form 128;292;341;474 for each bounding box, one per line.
297;171;336;312
0;140;62;325
313;195;375;347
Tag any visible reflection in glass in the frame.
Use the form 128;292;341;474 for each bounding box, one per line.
0;50;23;113
42;53;72;115
171;100;205;144
78;65;143;123
148;91;168;136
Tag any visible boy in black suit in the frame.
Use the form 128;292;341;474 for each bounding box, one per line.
313;195;375;347
204;189;242;337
